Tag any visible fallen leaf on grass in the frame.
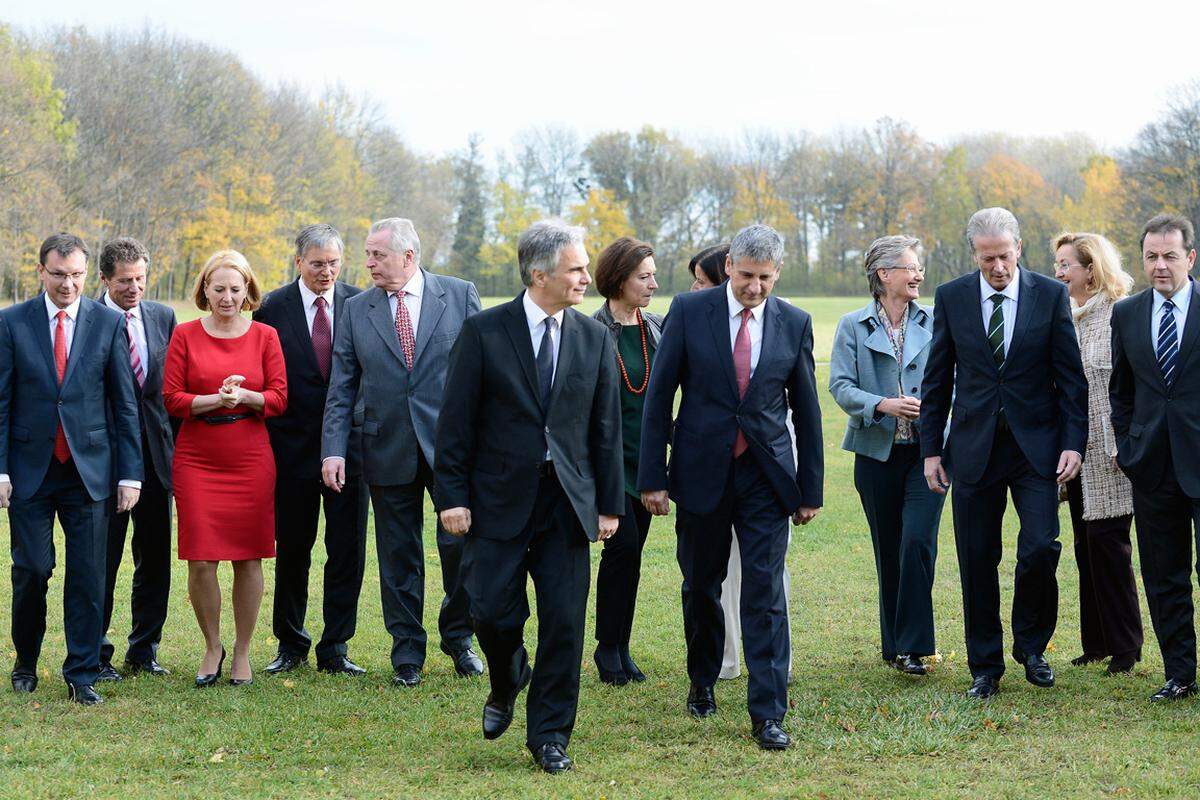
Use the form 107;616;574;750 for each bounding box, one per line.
283;679;295;689
839;719;857;733
208;750;225;763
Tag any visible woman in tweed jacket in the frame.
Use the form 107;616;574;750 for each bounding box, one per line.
1053;232;1143;674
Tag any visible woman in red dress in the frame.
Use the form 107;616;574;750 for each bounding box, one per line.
163;250;287;687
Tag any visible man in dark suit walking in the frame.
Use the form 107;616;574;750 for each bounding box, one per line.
921;207;1088;699
255;224;369;676
638;223;823;751
322;217;484;686
435;219;623;773
1110;213;1200;702
96;237;177;681
0;233;143;704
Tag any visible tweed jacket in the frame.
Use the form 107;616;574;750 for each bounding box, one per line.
1071;292;1133;520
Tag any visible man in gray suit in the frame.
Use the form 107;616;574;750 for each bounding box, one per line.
97;237;177;681
322;217;483;686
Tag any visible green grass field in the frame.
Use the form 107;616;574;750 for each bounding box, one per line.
2;294;1198;799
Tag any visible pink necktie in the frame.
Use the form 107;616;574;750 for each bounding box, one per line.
733;308;752;458
53;310;71;463
126;311;145;387
312;296;332;381
394;291;415;369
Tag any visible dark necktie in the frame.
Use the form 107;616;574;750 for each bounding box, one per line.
312;296;332;381
987;293;1006;370
1158;299;1179;389
536;317;556;410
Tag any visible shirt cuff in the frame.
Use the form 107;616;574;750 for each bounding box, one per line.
118;480;142;489
321;456;345;464
0;474;8;483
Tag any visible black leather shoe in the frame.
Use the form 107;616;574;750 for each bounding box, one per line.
620;645;646;682
67;683;103;705
229;677;253;686
594;645;628;686
392;664;422;687
890;654;927;675
482;664;532;740
966;675;999;699
441;643;484;678
533;742;573;773
1017;652;1055;687
125;658;170;677
96;661;123;682
1107;651;1138;675
11;671;37;693
264;652;306;674
1071;652;1105;666
317;655;367;676
194;648;226;688
1150;678;1198;702
752;719;792;750
687;683;717;718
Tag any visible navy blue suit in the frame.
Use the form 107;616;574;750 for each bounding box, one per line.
638;286;822;723
0;294;142;686
920;268;1087;678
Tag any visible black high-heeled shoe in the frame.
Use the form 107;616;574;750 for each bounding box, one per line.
194;647;226;688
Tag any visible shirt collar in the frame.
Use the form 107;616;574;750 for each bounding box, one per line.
726;282;766;322
1153;278;1193;313
522;290;565;330
297;279;335;309
102;292;140;319
45;293;82;322
390;268;424;300
979;267;1021;304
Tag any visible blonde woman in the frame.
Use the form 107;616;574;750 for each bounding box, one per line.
1053;232;1142;674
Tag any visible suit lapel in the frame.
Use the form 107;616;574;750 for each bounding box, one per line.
28;296;56;387
1132;290;1167;391
547;309;578;411
1175;280;1200;373
366;287;407;366
502;294;542;406
283;281;320;375
961;277;997;374
412;270;446;368
902;305;932;369
706;290;740;400
60;299;92;389
746;297;781;395
1005;268;1038;363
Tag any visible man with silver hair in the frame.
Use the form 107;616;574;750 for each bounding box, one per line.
435;219;622;773
639;223;824;750
254;224;369;677
321;217;483;687
920;207;1087;699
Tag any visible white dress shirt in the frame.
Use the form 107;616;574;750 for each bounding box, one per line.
979;267;1020;354
297;279;336;339
103;293;148;373
1151;278;1192;346
726;282;765;376
387;268;424;339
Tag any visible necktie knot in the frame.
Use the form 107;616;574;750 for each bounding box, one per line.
1163;299;1176;313
314;296;327;309
56;310;67;321
545;316;557;333
990;293;1005;307
741;308;752;322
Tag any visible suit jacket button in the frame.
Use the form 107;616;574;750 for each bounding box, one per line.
907;364;916;370
544;426;550;435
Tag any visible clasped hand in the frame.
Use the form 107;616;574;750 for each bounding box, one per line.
877;395;921;421
218;374;246;408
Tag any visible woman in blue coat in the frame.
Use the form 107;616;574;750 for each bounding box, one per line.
829;235;944;676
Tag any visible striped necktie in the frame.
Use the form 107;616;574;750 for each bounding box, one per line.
987;293;1006;370
1158;299;1179;389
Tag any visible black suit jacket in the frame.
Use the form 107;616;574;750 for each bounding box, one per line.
637;287;824;515
131;300;177;489
1110;281;1200;495
920;268;1088;484
434;294;624;542
254;279;363;480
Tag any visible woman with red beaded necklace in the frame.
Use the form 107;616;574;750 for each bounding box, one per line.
591;236;664;685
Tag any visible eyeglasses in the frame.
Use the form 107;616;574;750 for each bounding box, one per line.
884;264;925;275
44;270;88;282
305;259;341;271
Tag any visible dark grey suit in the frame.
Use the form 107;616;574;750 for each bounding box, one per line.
322;270;482;669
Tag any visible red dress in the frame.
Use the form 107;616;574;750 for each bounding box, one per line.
163;320;288;561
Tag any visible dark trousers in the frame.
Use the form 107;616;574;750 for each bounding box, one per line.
9;459;108;685
594;494;652;646
950;426;1061;679
1065;477;1142;661
462;468;591;751
271;473;369;662
676;453;790;723
854;443;943;660
101;442;172;665
1131;462;1200;683
369;450;473;670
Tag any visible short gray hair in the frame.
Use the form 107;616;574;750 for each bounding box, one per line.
295;223;344;259
966;207;1021;252
864;235;921;300
517;219;585;287
369;217;421;265
729;224;784;266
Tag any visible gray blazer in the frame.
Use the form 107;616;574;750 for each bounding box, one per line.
321;270;482;486
829;301;934;462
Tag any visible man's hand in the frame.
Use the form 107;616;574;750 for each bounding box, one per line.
1056;449;1083;484
792;506;820;525
876;396;921;421
924;456;950;495
641;490;670;516
322;457;346;492
0;480;11;509
598;514;619;541
440;507;472;536
116;486;140;514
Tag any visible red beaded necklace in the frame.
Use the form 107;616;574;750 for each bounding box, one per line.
615;307;650;395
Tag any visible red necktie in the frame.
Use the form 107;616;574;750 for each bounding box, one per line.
126;311;145;387
311;296;332;381
53;310;71;463
394;291;415;369
733;307;752;458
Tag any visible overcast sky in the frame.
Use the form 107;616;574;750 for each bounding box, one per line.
8;0;1199;155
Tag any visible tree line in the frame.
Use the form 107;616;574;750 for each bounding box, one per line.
3;22;1199;302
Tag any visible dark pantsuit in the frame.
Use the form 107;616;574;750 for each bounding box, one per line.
950;426;1061;679
1131;463;1200;683
462;469;591;751
853;442;943;660
1065;477;1142;661
9;459;108;685
594;494;652;646
101;442;172;665
369;450;473;670
272;474;369;662
677;453;790;723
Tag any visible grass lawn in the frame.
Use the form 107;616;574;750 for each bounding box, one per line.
3;294;1199;798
